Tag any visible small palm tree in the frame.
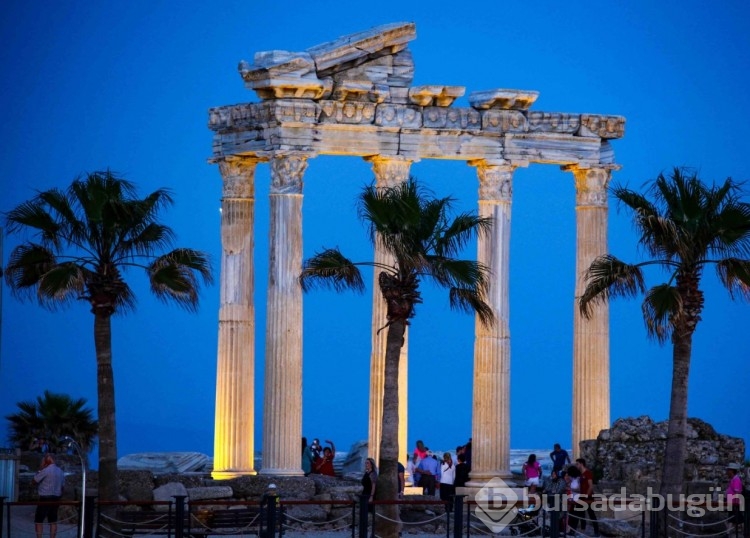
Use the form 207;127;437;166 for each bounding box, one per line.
300;178;493;537
579;167;750;497
6;390;98;454
3;170;213;500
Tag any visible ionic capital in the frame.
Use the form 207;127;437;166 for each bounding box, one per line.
365;156;415;188
563;164;619;207
270;152;311;195
469;159;519;202
217;156;264;200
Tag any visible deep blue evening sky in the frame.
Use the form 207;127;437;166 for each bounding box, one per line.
1;1;748;464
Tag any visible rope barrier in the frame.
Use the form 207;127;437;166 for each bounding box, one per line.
374;510;446;525
666;523;733;537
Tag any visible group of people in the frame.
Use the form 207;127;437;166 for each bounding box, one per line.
301;437;336;476
406;438;472;503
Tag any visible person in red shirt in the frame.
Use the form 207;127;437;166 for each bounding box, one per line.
572;458;599;537
312;440;336;476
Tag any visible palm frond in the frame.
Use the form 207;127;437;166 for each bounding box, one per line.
716;258;750;300
641;284;681;343
299;248;366;293
579;255;646;318
148;248;213;311
449;287;494;327
434;213;493;257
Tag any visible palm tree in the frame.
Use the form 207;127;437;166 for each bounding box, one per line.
300;178;493;536
3;170;213;501
6;390;98;454
579;167;750;497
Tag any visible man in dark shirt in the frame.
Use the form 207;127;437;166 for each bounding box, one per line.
549;443;571;474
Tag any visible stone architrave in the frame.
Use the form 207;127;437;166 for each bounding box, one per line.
565;164;616;455
365;156;413;467
212;156;260;479
260;152;309;476
467;160;519;482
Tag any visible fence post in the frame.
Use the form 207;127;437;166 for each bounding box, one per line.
358;494;369;538
265;492;279;538
648;505;659;538
0;497;5;538
549;504;561;538
453;495;465;538
82;495;95;538
174;495;187;538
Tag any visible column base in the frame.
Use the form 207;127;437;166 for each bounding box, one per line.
211;469;257;479
257;468;305;477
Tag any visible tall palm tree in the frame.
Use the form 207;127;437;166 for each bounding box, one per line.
6;390;98;454
300;178;493;537
579;167;750;497
3;170;213;501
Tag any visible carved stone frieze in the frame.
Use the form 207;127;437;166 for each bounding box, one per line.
319;101;376;124
270;153;309;194
209;101;321;132
375;104;422;128
422;107;481;130
578;114;625;139
482;109;527;133
527;111;580;134
470;160;514;201
218;156;261;199
408;85;465;107
331;80;389;103
469;89;539;110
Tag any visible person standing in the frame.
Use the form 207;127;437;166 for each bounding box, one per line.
454;452;470;488
550;444;571;474
301;437;314;476
574;458;599;537
362;458;378;507
725;463;744;530
522;454;542;493
439;452;456;504
34;454;65;538
416;451;440;496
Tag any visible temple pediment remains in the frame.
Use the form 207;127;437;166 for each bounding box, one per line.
215;22;624;166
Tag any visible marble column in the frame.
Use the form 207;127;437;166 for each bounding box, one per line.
565;165;614;456
260;152;310;476
364;156;413;466
212;156;261;479
467;159;517;482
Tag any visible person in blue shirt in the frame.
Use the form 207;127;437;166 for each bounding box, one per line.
417;451;440;496
550;443;571;474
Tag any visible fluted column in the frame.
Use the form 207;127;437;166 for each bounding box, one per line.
565;164;615;455
364;156;413;466
212;156;261;479
260;152;310;476
467;160;517;482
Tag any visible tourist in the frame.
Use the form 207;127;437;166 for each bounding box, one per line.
33;454;65;538
439;452;456;504
550;443;571;474
522;453;542;493
542;469;567;509
310;438;322;461
312;440;336;476
417;450;440;496
413;440;428;460
362;457;378;508
406;452;420;486
464;438;472;471
564;465;582;535
454;452;470;488
397;459;405;498
573;458;599;536
301;437;314;476
726;463;743;530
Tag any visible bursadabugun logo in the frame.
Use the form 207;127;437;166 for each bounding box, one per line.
474;477;519;533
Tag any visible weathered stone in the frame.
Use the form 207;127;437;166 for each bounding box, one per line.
408;85;465;107
422;107;481;130
118;452;210;474
578;114;625;139
374;103;421;128
339;440;368;477
153;482;188;509
187;486;233;501
579;416;745;494
481;109;527;132
118;470;155;501
527;111;580;134
319;101;376;124
469;88;539;110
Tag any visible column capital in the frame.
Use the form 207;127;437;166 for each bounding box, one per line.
217;156;265;199
468;159;519;202
270;152;312;195
563;165;619;208
364;155;415;188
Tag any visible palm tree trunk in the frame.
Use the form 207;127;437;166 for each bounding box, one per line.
375;318;405;538
659;330;692;499
94;311;118;501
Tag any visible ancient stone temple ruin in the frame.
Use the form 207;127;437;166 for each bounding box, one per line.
207;22;625;480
